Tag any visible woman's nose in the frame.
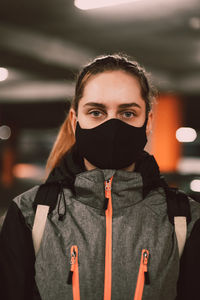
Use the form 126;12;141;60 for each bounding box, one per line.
107;111;118;120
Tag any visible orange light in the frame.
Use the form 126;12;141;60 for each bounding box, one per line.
151;94;182;172
13;164;44;180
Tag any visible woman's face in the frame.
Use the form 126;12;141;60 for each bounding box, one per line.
70;70;152;133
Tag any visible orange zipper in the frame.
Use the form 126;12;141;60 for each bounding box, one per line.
104;177;113;300
134;249;150;300
67;245;80;300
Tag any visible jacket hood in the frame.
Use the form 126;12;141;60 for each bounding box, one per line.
74;168;145;213
33;144;163;217
47;145;161;188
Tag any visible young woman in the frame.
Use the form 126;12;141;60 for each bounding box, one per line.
1;54;200;300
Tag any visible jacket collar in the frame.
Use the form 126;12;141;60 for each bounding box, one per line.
74;168;144;212
46;144;161;190
35;144;162;216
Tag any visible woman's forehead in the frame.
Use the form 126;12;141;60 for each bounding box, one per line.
80;70;145;107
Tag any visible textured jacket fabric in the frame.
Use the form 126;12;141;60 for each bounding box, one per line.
1;149;200;300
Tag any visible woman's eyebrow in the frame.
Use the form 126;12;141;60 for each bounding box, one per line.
118;103;142;109
83;102;107;109
83;102;141;109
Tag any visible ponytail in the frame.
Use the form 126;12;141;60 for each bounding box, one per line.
46;115;75;174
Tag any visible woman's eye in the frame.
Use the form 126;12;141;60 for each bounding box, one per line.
122;111;135;118
89;110;103;117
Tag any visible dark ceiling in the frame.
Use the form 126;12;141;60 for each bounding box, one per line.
0;0;200;128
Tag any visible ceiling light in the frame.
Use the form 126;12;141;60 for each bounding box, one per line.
177;158;200;175
74;0;139;10
190;179;200;193
0;125;11;140
0;67;8;82
176;127;197;143
189;17;200;30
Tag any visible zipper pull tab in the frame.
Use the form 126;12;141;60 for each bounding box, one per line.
67;270;73;285
104;178;113;197
105;179;112;191
67;246;76;285
143;250;150;285
103;198;109;210
104;178;113;213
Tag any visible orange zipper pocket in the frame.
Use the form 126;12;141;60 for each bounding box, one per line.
67;245;80;300
134;249;150;300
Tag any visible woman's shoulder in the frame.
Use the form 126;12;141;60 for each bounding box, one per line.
189;196;200;215
13;185;40;206
12;185;40;222
187;197;200;235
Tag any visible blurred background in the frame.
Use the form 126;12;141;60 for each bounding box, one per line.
0;0;200;223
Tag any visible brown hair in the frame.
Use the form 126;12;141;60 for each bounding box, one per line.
46;53;157;172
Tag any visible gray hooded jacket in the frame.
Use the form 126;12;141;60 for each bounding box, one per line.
1;149;200;300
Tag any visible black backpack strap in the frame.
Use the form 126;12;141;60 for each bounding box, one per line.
32;183;61;215
162;181;191;257
164;186;191;225
32;182;62;255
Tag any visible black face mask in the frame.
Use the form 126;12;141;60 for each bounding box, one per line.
75;118;148;169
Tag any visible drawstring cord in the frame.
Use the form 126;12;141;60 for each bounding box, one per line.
58;182;67;221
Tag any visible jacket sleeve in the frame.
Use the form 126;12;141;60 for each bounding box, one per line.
176;218;200;300
0;201;41;300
